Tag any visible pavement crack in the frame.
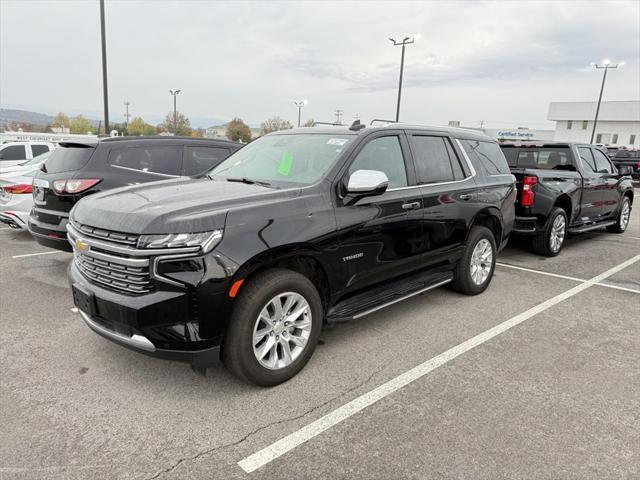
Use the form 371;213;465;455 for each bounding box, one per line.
145;365;385;479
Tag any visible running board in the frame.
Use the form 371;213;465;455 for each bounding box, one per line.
569;220;616;234
326;271;454;323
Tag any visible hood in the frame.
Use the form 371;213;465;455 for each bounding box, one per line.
71;177;300;234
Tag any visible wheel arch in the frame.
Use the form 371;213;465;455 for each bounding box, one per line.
554;194;573;222
469;208;503;247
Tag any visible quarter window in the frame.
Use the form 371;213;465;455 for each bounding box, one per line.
410;136;464;184
592;149;613;174
460;139;510;175
0;145;27;161
108;146;181;176
577;147;596;173
183;146;230;176
31;144;50;157
349;136;407;188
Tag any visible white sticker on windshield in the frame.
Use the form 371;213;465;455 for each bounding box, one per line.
327;138;348;146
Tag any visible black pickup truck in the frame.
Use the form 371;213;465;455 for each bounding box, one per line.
500;142;634;256
611;149;640;180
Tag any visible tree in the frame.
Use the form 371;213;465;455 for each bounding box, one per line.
161;111;191;136
70;115;94;134
51;112;70;129
303;119;315;127
260;116;292;135
226;117;252;143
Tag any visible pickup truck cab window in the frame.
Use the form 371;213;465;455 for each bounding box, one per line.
503;147;574;171
30;144;50;157
592;149;614;174
577;147;597;173
409;135;463;184
348;135;407;188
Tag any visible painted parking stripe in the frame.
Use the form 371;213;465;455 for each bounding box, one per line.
12;251;67;259
497;262;640;295
238;254;640;474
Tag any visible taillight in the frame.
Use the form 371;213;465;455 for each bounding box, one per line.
521;175;537;207
2;184;33;194
635;162;640;170
52;179;101;194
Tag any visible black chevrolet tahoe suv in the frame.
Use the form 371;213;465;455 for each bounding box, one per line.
500;142;634;256
29;136;240;251
68;124;516;386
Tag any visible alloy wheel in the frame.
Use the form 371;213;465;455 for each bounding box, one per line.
549;215;566;253
252;292;312;370
470;238;493;285
620;200;630;231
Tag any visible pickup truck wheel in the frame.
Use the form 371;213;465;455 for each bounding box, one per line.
607;196;631;233
451;226;496;295
222;268;322;387
532;207;567;257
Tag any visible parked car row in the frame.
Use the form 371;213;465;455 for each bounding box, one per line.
3;125;634;386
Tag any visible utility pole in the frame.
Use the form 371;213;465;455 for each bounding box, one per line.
124;101;131;128
334;109;343;125
99;0;109;134
294;100;306;127
389;36;415;122
590;60;622;144
169;89;181;135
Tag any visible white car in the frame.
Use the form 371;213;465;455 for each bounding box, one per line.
0;141;55;168
0;171;38;229
0;150;51;175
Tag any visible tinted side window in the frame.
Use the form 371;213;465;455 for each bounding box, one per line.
108;146;182;176
460;140;510;175
183;146;230;176
577;147;596;173
349;136;407;188
410;136;460;184
31;145;50;157
0;145;26;161
592;149;613;173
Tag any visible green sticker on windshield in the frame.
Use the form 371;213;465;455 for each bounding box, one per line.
278;151;293;176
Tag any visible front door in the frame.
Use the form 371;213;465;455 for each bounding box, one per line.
590;147;620;218
333;132;424;294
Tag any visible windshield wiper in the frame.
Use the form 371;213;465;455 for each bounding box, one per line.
226;177;273;188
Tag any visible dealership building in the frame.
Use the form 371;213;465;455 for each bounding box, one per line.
548;100;640;147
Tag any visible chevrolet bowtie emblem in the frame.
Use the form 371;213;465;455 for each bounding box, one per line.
75;238;89;252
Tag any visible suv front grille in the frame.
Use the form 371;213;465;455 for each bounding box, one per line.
71;220;140;247
75;251;154;295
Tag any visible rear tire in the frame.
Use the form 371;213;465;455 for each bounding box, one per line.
532;207;567;257
606;196;631;233
222;268;322;387
451;226;496;295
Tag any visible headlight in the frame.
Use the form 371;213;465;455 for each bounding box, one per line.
137;230;223;252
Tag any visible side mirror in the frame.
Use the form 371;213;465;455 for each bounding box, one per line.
618;165;633;176
346;169;389;196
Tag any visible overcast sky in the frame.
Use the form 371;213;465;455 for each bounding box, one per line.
1;0;639;128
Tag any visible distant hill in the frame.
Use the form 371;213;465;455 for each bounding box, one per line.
0;108;56;126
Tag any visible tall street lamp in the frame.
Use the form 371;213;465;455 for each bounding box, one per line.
124;101;130;128
294;100;307;127
99;0;109;134
590;60;623;144
389;36;415;122
169;89;181;135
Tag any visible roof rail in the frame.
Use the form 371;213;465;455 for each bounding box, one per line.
370;119;397;126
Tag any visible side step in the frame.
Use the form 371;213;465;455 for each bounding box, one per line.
569;220;616;234
326;270;454;323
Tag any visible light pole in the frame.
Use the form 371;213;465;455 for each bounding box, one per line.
124;101;130;128
334;109;343;125
169;89;181;135
294;100;307;127
99;0;109;134
389;36;415;122
590;60;623;144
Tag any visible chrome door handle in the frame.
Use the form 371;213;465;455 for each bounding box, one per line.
459;193;474;201
401;202;421;210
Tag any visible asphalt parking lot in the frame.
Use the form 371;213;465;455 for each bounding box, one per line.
1;198;639;480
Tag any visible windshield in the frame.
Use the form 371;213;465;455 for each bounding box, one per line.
209;133;353;187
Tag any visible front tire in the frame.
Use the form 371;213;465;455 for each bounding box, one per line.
451;226;497;295
532;207;567;257
607;196;631;233
222;268;323;387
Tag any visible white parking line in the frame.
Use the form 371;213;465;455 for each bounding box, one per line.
237;254;640;474
12;251;67;259
497;262;640;295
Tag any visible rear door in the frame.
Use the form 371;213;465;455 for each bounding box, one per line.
591;147;620;218
575;146;605;220
106;144;183;184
